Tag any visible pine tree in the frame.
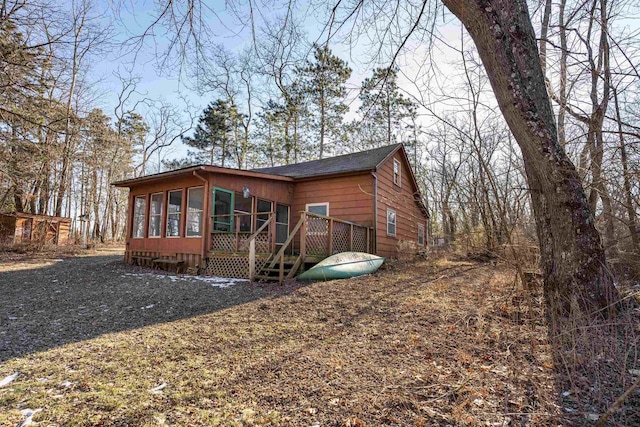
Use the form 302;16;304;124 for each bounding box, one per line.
181;100;234;167
299;44;351;158
357;67;416;148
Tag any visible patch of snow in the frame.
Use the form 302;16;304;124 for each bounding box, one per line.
141;304;155;310
18;408;42;426
149;382;167;394
0;372;18;387
585;413;600;422
121;272;247;288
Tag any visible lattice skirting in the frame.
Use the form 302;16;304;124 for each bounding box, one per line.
203;254;270;279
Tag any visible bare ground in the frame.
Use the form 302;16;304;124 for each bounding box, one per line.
0;250;636;426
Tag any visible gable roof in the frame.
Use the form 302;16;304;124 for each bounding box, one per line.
252;144;402;178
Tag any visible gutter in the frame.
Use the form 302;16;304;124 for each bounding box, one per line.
193;171;209;264
371;171;378;254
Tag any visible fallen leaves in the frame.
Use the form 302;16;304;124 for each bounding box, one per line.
0;259;566;425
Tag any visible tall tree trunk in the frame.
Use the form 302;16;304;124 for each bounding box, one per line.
320;95;326;158
557;0;568;148
539;0;552;74
54;16;83;217
613;89;639;254
442;0;620;316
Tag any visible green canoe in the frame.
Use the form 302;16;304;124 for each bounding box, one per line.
297;252;385;281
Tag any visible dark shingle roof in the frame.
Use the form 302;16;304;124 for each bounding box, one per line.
252;144;402;178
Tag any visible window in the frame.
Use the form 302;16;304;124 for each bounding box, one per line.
132;196;146;238
275;204;289;244
148;193;163;237
166;190;182;237
387;208;396;236
256;199;272;230
393;159;401;186
306;202;329;217
235;194;253;232
186;187;204;237
418;223;425;246
212;188;233;232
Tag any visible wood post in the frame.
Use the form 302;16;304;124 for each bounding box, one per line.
366;228;371;253
300;212;307;261
249;238;256;281
328;218;334;255
234;213;239;252
349;223;353;251
278;252;284;285
270;213;276;254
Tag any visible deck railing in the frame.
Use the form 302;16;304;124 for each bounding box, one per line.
210;212;276;253
264;212;373;283
301;212;373;257
210;211;374;283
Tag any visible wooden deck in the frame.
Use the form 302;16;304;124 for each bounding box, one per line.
207;212;374;283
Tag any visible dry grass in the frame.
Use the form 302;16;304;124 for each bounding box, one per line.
0;255;573;426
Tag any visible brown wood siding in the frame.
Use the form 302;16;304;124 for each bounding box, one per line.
376;154;428;258
210;174;294;205
58;222;71;245
291;174;375;227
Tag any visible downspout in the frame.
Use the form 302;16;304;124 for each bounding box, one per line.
371;171;378;254
193;170;209;265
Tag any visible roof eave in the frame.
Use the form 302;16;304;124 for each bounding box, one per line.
288;167;375;181
112;165;294;187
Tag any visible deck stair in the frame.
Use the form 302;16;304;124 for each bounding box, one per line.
254;255;301;282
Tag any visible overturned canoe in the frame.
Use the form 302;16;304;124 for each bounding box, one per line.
297;252;385;281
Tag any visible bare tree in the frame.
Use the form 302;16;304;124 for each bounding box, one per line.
54;0;112;217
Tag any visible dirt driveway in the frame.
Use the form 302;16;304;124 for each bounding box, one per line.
0;252;294;362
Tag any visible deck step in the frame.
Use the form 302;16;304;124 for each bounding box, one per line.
261;267;293;273
255;274;284;281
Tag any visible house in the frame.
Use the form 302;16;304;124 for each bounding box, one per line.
112;143;429;281
0;212;71;246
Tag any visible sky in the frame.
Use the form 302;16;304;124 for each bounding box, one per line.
82;0;469;168
89;0;640;173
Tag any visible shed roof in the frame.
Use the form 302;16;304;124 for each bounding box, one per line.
251;144;402;178
0;212;72;222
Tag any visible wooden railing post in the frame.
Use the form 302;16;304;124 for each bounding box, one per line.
366;228;371;253
270;213;276;254
328;218;334;255
349;223;353;251
249;238;256;281
300;212;307;261
278;252;284;285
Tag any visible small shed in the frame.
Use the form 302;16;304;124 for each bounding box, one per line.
0;212;72;245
